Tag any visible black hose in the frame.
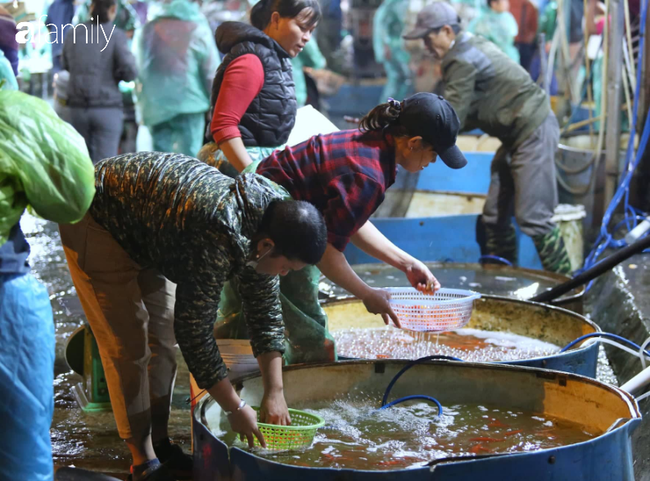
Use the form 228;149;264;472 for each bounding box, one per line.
530;234;650;303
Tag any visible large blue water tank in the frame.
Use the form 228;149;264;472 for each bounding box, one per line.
193;361;640;481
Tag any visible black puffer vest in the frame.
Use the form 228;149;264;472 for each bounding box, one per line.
207;22;296;147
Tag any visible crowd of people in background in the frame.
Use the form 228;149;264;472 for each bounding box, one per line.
1;0;638;156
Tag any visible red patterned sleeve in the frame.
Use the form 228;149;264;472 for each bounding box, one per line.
323;173;386;251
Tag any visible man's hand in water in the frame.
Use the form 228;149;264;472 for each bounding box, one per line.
405;259;440;294
260;388;291;426
229;404;266;448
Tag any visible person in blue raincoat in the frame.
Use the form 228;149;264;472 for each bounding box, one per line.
373;0;413;102
468;0;520;63
133;0;221;156
0;84;95;481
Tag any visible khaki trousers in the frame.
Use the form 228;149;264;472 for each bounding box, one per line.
59;214;177;441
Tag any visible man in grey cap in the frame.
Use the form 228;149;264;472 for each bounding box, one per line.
403;2;571;274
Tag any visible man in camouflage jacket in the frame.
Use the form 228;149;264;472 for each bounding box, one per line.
59;152;327;481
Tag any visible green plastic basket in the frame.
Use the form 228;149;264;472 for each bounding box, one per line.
252;407;325;451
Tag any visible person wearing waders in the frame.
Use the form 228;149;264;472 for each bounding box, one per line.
59;153;327;481
199;0;321;173
404;2;571;274
210;93;467;364
0;87;96;481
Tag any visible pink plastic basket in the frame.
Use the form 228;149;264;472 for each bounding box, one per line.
386;288;481;332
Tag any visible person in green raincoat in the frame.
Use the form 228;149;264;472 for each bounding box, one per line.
73;0;139;33
468;0;520;63
0;87;95;481
210;93;468;366
373;0;413;102
291;37;326;107
133;0;220;156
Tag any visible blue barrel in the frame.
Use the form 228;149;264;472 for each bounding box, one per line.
193;361;641;481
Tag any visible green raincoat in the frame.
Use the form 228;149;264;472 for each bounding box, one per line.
373;0;413;101
0;90;95;245
73;0;139;32
132;0;220;156
468;8;520;63
291;40;326;107
0;52;17;91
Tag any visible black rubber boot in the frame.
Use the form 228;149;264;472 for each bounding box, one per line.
477;216;518;265
126;463;175;481
532;226;572;275
153;439;193;481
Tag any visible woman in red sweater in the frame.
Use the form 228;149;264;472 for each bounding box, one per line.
200;0;320;174
216;93;468;365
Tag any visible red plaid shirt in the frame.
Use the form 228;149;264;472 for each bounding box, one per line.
257;129;397;251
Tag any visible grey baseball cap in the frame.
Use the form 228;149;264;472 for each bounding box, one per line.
403;2;460;40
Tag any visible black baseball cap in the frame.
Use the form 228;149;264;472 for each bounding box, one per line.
403;2;460;40
396;92;467;169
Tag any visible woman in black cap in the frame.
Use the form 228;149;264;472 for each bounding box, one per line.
215;92;468;365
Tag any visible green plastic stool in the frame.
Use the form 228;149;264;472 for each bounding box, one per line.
65;324;112;412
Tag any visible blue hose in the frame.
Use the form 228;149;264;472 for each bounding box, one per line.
581;0;650;284
378;395;443;416
380;355;463;415
581;108;650;292
478;255;513;266
560;332;650;357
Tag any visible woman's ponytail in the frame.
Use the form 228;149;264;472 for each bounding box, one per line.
359;98;403;132
251;0;273;29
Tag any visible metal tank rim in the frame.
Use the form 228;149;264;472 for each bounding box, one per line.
224;359;629;404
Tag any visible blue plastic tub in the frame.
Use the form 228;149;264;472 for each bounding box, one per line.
193;361;640;481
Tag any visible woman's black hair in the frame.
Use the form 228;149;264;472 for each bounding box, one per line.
250;0;322;31
90;0;116;23
358;99;411;138
256;200;327;265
